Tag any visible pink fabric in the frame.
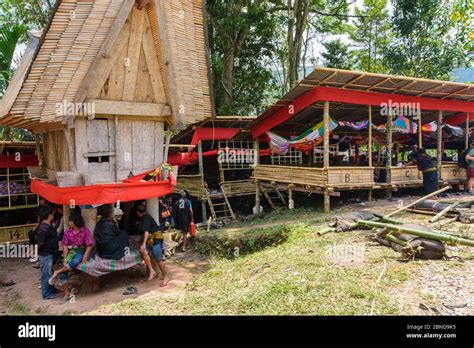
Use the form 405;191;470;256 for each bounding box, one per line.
62;226;94;248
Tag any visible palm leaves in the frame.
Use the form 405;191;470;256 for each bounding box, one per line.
0;24;27;94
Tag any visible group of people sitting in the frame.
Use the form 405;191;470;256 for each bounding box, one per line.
30;190;194;303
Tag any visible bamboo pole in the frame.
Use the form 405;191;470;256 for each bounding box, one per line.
254;136;261;213
465;112;470;150
323;101;330;169
386;108;393;198
429;201;460;223
437;110;443;180
197;141;207;222
385;185;451;217
418;111;422;148
323;101;330;213
406;208;457;218
368;105;372;167
357;220;474;247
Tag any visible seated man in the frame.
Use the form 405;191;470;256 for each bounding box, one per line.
94;204;129;260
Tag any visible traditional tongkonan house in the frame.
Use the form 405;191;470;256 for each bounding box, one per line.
249;67;474;212
0;0;214;229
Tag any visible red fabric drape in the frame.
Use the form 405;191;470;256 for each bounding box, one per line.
168;149;270;166
31;172;176;205
0;155;38;168
191;127;241;145
444;112;472;126
251;86;474;138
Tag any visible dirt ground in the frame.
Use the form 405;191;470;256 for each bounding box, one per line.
0;251;209;315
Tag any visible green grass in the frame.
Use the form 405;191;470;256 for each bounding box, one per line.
95;216;420;315
1;292;33;315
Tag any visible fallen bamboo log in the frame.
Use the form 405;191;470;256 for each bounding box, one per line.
385;186;451;218
357;220;474;247
406;209;457;217
429;201;461;223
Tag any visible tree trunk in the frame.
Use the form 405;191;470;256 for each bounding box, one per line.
222;49;235;108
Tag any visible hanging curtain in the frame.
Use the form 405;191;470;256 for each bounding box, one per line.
422;121;438;132
266;118;338;155
444;123;464;137
338;120;369;130
374;115;418;134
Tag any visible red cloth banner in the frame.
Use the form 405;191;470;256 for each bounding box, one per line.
191;127;241;145
0;155;38;168
251;86;474;138
30;172;176;205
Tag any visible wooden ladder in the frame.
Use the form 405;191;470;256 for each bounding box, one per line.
259;182;287;210
205;188;237;221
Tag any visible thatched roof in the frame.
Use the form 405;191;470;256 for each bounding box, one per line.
0;0;213;133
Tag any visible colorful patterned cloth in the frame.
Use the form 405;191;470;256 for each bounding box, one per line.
422;121;437;132
374;115;418;134
267;118;338;154
338;120;369;130
77;249;141;277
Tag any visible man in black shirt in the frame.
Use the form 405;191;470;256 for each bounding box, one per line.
406;147;439;194
173;191;193;252
94;204;129;260
137;206;169;286
36;205;60;299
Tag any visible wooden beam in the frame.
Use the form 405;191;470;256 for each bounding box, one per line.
442;86;472;99
74;0;135;104
197;141;207;222
153;0;181;127
136;0;150;9
254;136;260;213
437;110;443;179
386;108;393;198
122;6;145;101
316;71;337;86
466;112;470;150
368;105;372;167
417;84;445;97
367;77;390;91
86;99;171;117
342;74;366;88
323;101;330;169
418;112;423;148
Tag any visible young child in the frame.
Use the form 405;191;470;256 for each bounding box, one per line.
48;213;93;287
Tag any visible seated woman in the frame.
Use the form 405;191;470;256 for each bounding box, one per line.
49;212;93;303
94;204;129;260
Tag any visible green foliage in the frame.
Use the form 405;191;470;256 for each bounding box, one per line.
207;0;279;115
384;0;473;79
321;39;354;70
195;225;290;258
349;0;391;73
0;24;27;93
0;0;53;34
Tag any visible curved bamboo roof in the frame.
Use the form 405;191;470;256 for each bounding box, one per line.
0;0;213;133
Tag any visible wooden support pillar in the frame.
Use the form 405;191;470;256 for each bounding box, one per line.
386;109;393;199
324;190;330;213
254;136;261;213
197;141;207;222
64;127;76;172
437;110;443;180
81;207;97;237
288;185;294;209
368;189;373;202
465;112;470;150
323;101;330;212
418;111;423;148
323;101;330;169
146;198;160;225
368;105;372;168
